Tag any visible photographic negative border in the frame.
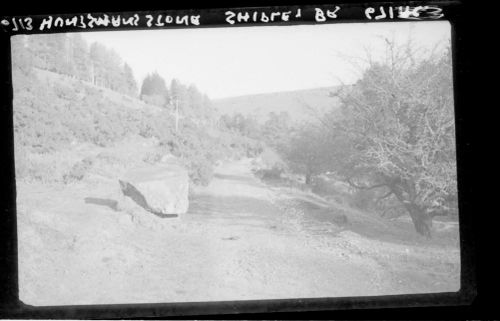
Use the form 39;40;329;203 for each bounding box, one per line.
0;0;479;318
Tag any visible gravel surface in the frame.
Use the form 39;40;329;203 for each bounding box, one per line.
16;148;460;306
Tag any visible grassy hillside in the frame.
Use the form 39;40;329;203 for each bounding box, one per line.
13;68;261;186
212;86;341;123
36;68;158;112
14;68;167;152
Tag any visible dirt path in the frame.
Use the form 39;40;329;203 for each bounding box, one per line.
16;155;459;306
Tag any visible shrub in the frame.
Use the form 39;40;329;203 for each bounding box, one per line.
28;157;59;183
13;67;228;188
255;165;283;180
63;156;94;184
311;176;348;196
141;94;166;107
157;126;218;186
53;83;77;100
14;143;77;184
245;139;264;157
18;153;61;184
188;158;214;186
349;188;377;210
259;148;284;168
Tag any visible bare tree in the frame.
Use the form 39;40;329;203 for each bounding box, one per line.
325;40;456;237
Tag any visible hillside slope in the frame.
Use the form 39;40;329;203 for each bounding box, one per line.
212;86;341;123
14;68;167;151
34;68;161;112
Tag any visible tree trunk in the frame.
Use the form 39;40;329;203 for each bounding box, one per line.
387;180;433;237
405;204;433;238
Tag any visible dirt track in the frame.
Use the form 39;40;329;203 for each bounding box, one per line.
17;153;460;306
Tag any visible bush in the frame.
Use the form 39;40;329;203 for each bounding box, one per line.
13;67;228;188
18;153;60;184
259;148;284;168
255;165;283;180
13;71;178;153
28;157;59;183
349;189;377;210
157;123;221;186
245;139;264;157
311;176;333;195
63;156;94;184
141;94;166;107
53;83;77;100
14;144;77;184
311;176;349;196
188;159;214;186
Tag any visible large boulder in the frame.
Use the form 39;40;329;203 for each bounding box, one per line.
119;163;189;216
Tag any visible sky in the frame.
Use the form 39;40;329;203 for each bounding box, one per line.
81;21;451;99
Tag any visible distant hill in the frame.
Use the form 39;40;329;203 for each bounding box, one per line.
212;86;341;123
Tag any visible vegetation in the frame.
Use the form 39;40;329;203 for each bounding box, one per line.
10;35;249;187
283;125;333;185
275;41;457;237
11;33;456;237
219;40;457;237
13;33;138;97
140;71;169;106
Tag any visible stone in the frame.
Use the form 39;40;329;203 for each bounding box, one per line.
119;163;189;216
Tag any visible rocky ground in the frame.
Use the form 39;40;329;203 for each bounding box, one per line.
16;138;460;306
